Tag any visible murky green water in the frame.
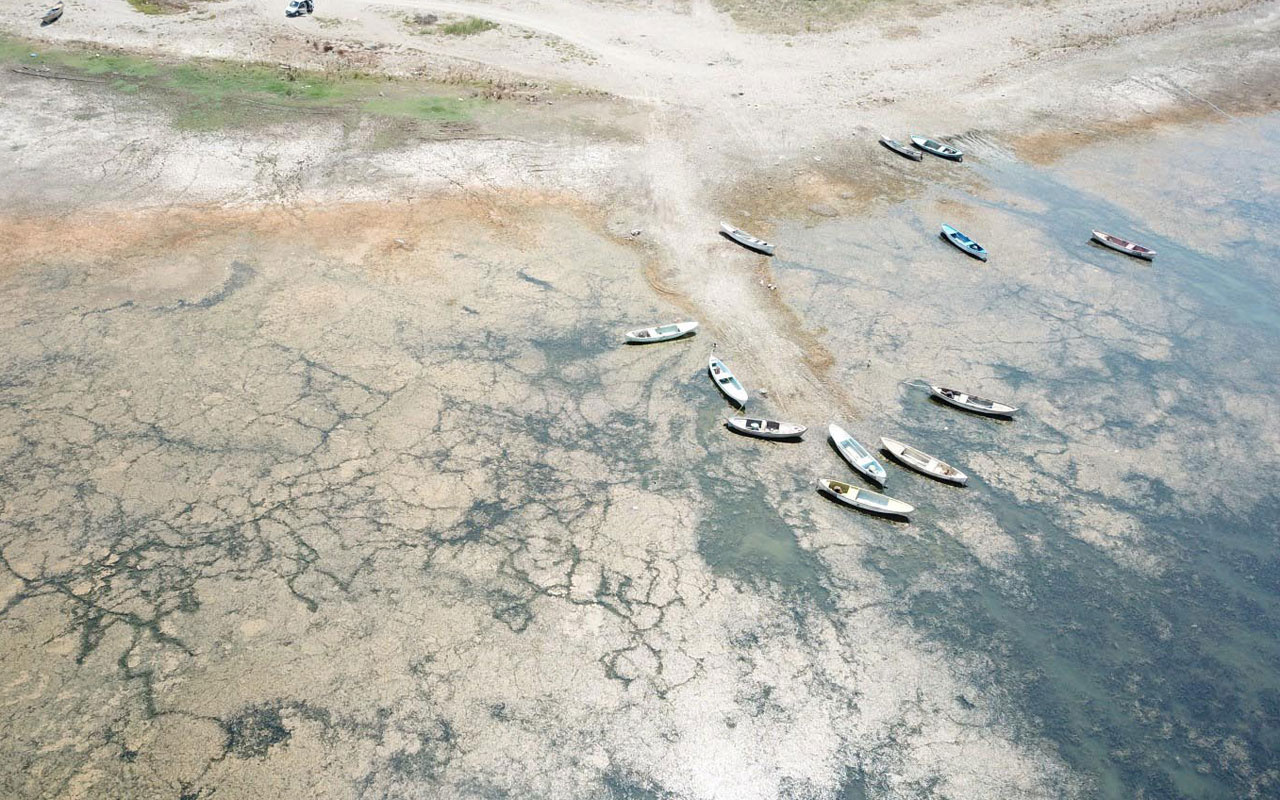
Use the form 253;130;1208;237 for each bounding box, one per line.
768;114;1280;798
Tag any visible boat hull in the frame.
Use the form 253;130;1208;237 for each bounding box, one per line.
911;136;963;161
818;479;913;516
929;386;1017;417
881;437;968;485
1091;230;1155;260
880;137;923;161
720;222;775;256
941;225;988;261
828;423;887;485
727;418;806;439
625;321;698;343
709;356;748;407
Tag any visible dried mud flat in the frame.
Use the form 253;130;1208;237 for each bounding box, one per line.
2;0;1280;798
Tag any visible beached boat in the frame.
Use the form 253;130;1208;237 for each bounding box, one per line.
881;437;968;485
879;136;923;162
929;385;1018;417
41;2;63;24
817;479;914;517
726;417;806;439
941;224;988;261
828;423;887;485
1091;230;1156;261
910;136;963;161
709;355;748;407
720;222;775;256
625;320;698;343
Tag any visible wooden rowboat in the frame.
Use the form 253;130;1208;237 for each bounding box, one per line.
817;479;914;517
1091;230;1156;261
828;423;887;485
881;437;968;485
41;2;63;24
625;320;698;343
911;135;963;161
880;136;923;161
709;355;748;407
726;417;806;440
720;222;774;256
929;385;1018;417
941;224;988;261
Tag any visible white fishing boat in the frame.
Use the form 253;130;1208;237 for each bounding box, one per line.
726;417;806;439
879;136;923;161
941;224;988;261
625;320;698;343
910;135;963;161
881;437;968;485
817;479;914;517
828;423;887;485
929;385;1018;417
708;355;748;407
1091;230;1156;261
719;222;775;256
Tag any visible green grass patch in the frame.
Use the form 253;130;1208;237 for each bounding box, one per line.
0;33;495;134
361;95;474;122
438;17;498;36
127;0;188;14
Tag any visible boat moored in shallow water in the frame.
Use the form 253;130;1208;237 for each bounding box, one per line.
881;437;968;485
829;423;888;485
726;417;806;439
929;385;1018;417
818;479;914;517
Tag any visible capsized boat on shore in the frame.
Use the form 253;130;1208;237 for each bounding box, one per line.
828;423;887;485
1091;230;1156;261
625;320;698;343
881;437;968;485
817;479;914;517
709;355;748;407
941;224;988;261
726;417;806;439
880;136;923;161
719;222;775;256
911;135;963;161
41;1;63;24
929;385;1018;417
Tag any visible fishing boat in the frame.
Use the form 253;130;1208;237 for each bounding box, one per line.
828;423;887;485
817;479;914;517
726;417;806;439
709;355;748;407
879;136;923;161
1091;230;1156;261
880;437;968;485
625;320;698;343
941;224;988;261
910;135;963;161
719;222;775;256
929;385;1018;417
41;1;63;24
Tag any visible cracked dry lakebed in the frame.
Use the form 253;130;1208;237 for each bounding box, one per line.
1;89;1280;800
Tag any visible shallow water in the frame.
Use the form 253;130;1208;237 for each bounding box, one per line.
769;113;1280;798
